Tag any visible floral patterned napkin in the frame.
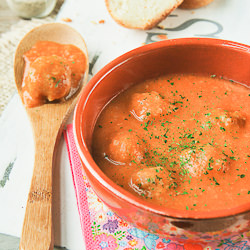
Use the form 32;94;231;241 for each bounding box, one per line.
63;124;250;250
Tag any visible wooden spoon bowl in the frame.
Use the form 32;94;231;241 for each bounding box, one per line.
14;23;88;250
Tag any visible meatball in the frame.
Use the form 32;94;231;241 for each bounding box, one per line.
130;167;177;200
203;108;246;131
130;91;175;121
179;144;230;178
106;132;145;163
22;55;71;107
218;109;246;128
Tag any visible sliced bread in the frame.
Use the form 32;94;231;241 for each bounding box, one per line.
179;0;214;9
105;0;184;30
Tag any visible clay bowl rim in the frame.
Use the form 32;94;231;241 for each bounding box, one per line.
73;37;250;221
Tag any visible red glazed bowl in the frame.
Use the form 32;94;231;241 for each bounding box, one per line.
73;38;250;242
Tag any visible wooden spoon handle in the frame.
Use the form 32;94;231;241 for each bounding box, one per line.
20;191;53;250
20;125;57;250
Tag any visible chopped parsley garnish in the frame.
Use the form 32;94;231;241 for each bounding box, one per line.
220;127;226;131
213;177;220;185
50;76;56;81
238;174;245;178
55;79;61;87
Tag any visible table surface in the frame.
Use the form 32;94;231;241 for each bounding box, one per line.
0;0;250;249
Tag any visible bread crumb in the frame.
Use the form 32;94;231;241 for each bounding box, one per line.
157;34;168;40
157;25;165;30
99;19;105;24
61;18;72;22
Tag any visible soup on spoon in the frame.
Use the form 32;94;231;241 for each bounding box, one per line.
14;23;88;250
21;40;87;107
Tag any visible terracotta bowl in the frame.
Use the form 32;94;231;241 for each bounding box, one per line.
73;38;250;242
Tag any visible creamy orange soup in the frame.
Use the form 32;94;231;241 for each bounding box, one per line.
92;74;250;212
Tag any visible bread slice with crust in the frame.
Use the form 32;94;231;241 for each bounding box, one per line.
179;0;214;9
105;0;184;30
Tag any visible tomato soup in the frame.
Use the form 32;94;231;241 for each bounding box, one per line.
22;41;86;108
92;74;250;212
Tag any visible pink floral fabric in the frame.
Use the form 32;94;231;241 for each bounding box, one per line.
93;234;118;250
64;124;250;250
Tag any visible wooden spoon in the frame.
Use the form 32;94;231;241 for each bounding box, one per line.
14;23;88;250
